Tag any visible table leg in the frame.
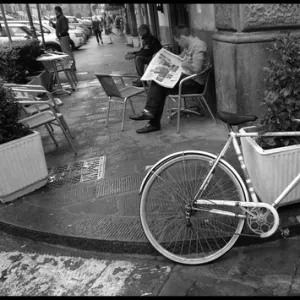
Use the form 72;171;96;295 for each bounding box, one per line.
51;60;72;95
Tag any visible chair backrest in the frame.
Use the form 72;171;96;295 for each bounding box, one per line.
95;74;122;98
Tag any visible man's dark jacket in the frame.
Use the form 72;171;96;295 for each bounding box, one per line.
134;34;162;58
53;14;69;38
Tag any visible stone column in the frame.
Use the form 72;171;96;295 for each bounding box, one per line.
213;4;300;116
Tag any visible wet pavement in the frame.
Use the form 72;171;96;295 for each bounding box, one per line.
1;230;300;296
2;33;300;258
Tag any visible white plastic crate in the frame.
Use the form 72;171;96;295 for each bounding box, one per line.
240;126;300;207
0;131;48;203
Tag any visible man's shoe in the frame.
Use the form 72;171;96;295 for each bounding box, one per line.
132;80;143;87
129;111;154;121
136;123;161;134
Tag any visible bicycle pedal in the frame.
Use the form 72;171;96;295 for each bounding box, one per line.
279;228;290;238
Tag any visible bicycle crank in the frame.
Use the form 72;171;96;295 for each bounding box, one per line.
194;200;280;238
246;206;278;237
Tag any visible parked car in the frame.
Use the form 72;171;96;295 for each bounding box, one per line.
0;15;14;21
33;22;84;50
0;23;62;52
78;17;92;30
49;15;91;39
6;20;85;50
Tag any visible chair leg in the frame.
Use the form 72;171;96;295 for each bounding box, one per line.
121;99;127;131
59;115;75;139
56;117;77;154
167;96;171;123
45;124;59;147
73;70;78;83
200;96;218;124
69;69;78;85
49;123;54;131
176;97;181;134
106;100;111;127
64;70;76;90
196;96;207;115
128;98;135;115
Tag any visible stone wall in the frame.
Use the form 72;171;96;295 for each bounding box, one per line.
189;4;217;112
213;4;300;116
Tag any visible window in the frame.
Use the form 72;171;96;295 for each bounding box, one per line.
9;27;26;37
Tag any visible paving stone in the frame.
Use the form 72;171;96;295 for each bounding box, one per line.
95;174;143;197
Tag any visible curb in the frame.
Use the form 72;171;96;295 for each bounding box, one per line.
0;214;299;257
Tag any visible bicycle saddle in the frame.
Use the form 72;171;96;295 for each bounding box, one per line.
218;111;258;126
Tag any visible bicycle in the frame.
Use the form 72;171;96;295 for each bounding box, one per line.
139;111;300;265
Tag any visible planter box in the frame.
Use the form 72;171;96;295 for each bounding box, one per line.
240;126;300;207
132;36;140;48
0;131;48;203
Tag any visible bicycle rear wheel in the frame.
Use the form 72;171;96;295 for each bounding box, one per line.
140;153;248;265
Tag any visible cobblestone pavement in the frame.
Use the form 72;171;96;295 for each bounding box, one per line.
1;34;300;256
0;231;300;296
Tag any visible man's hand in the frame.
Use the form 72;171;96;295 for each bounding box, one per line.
181;59;191;70
125;53;135;60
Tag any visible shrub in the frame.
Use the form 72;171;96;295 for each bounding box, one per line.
0;79;32;145
0;39;44;84
257;33;300;150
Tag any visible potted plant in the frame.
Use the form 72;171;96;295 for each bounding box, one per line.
240;32;300;207
0;80;48;203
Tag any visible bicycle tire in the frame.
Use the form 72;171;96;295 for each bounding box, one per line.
140;153;248;265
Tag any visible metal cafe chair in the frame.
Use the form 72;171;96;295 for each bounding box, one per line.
7;84;64;117
167;63;218;134
95;73;146;131
12;87;77;154
41;51;77;93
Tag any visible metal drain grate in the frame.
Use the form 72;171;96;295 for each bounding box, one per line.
47;156;106;188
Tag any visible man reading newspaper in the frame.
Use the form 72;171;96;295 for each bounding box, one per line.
129;25;208;134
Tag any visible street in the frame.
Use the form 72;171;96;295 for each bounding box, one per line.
1;230;300;296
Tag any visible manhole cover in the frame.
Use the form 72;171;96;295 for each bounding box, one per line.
47;156;106;188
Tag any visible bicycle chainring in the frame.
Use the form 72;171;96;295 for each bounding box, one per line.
246;206;276;235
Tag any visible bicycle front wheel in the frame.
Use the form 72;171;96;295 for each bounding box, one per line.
140;153;248;265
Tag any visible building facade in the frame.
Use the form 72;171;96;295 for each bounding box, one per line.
126;3;300;116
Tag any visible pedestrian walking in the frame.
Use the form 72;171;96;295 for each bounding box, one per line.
50;6;76;70
92;15;103;45
103;11;114;45
114;13;121;35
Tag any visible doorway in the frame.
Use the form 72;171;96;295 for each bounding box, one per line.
168;4;190;54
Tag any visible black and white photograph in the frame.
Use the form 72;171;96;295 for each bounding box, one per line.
1;2;300;296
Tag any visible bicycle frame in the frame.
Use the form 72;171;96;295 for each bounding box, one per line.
194;129;300;209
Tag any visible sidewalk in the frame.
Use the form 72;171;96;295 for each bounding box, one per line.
1;34;300;255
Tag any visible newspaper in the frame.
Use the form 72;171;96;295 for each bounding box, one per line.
141;48;186;89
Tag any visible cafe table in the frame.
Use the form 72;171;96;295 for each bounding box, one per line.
36;52;75;95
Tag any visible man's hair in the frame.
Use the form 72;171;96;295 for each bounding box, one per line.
173;25;190;38
54;6;62;14
138;24;150;35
